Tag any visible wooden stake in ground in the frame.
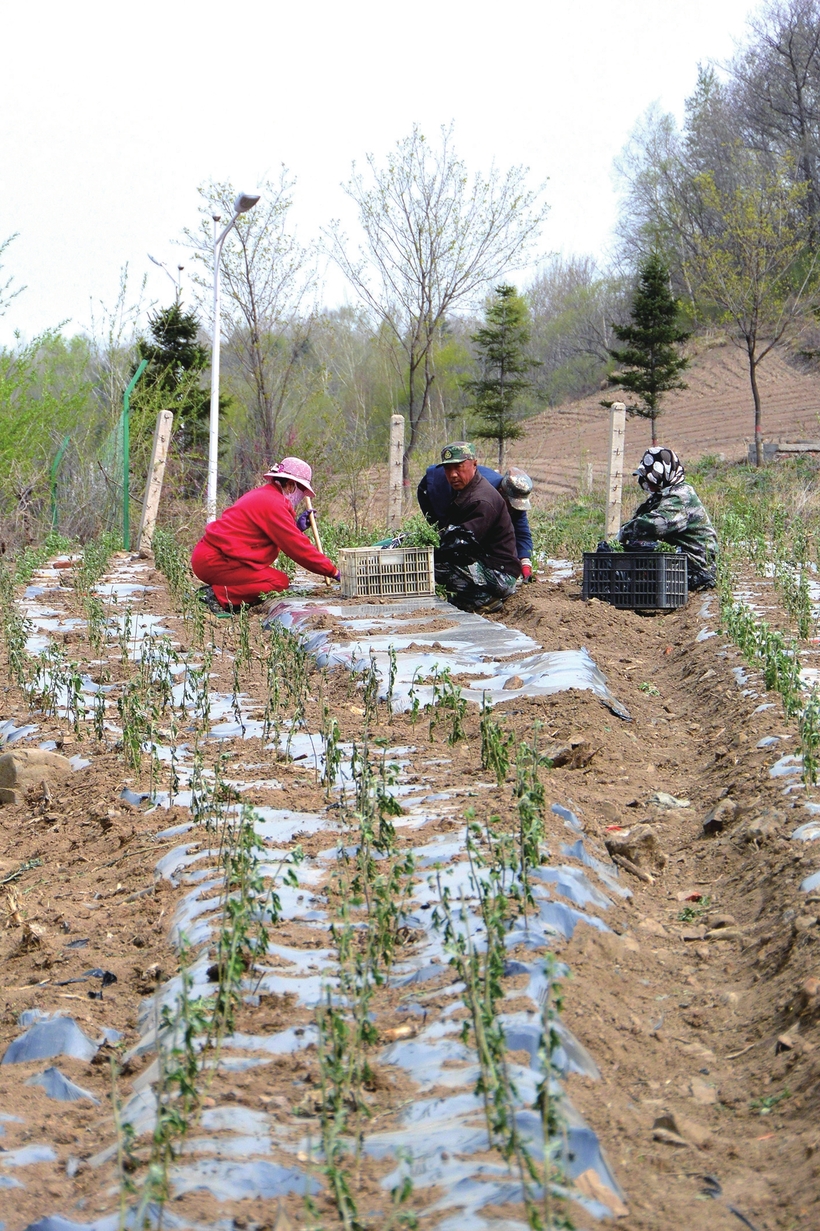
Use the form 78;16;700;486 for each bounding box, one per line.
605;402;627;540
388;414;404;530
305;496;332;587
136;410;174;551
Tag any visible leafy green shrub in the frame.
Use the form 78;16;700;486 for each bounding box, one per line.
530;497;604;561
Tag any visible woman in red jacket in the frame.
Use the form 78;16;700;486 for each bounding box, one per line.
191;457;339;612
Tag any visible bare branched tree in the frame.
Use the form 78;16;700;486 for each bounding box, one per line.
728;0;820;228
185;172;319;487
527;256;630;404
327;123;548;480
683;157;819;464
0;234;25;320
86;263;149;423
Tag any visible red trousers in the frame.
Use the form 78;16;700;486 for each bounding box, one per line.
191;540;290;608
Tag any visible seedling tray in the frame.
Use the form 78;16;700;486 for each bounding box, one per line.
582;551;688;609
339;546;435;599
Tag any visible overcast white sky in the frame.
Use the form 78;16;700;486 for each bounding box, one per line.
0;0;756;347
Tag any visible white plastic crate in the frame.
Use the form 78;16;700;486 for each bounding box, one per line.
339;546;435;599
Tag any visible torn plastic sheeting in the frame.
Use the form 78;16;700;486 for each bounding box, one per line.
90;1089;157;1157
1;1143;58;1166
801;869;820;893
2;1017;98;1065
19;1008;57;1026
223;1025;319;1055
108;613;174;656
156;821;194;839
535;899;610;940
380;1155;527;1227
560;839;632;899
132;965;214;1046
791;822;820;842
182;1133;273;1159
21;1205;198;1230
411;836;468;869
426;1173;534;1221
770;755;803;778
253;807;335;843
25;1066;100;1104
532;866;613;911
498;1014;600;1081
462;648;631;720
200;1106;270;1134
551;803;583;831
503;958;569;1008
55;968;116;990
263;599;631;720
400;1100;623;1211
381;1033;475;1088
262;941;335;971
215;1055;275;1072
394;964;457;987
209;718;265;741
252;971;327;1005
401;1090;484;1126
517;1107;624;1199
167;879;223;946
0;720;38;745
365;1113;489;1162
121;788;151;807
155;845;213;884
94;582;151;598
22;1218;116;1231
169;1158;319;1200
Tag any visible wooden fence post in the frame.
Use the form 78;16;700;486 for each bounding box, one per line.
605;402;626;540
388;414;405;530
137;410;174;551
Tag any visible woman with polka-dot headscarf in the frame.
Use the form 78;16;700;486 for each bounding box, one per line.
617;447;718;590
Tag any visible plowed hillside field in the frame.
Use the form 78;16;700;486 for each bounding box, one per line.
507;342;820;499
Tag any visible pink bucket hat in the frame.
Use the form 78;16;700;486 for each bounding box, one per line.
263;457;315;497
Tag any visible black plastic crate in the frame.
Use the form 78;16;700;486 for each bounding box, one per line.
582;551;688;609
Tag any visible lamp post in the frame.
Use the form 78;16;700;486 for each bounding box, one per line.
148;253;184;302
206;191;261;522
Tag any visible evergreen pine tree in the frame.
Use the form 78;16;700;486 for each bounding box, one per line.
606;254;690;445
463;284;538;467
136;303;211;454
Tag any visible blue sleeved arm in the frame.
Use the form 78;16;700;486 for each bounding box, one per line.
418;466;454;526
478;466;532;557
512;510;533;559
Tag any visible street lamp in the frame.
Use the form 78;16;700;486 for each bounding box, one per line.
148;253;184;301
206;191;261;522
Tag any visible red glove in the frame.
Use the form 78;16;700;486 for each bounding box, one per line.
520;559;533;582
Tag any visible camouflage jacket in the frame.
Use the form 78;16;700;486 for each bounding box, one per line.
618;482;718;572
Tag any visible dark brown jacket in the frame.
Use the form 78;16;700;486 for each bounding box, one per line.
435;471;521;575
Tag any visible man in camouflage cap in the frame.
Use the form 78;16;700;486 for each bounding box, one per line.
417;441;521;612
617;447;717;589
419;453;536;581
